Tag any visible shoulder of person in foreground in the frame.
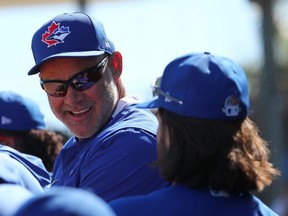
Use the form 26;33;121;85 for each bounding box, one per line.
0;145;51;189
0;152;44;193
13;187;116;216
0;184;34;216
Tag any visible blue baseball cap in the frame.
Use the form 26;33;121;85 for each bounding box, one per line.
137;52;249;120
0;91;45;131
28;12;115;75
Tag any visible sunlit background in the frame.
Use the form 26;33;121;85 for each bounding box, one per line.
0;0;287;213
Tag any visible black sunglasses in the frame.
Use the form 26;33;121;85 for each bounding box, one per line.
40;56;109;97
152;76;183;105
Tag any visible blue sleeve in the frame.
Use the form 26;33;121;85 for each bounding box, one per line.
0;145;51;188
79;128;168;201
0;153;44;193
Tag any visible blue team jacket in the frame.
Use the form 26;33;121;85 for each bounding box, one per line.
0;145;51;192
110;184;279;216
52;103;169;201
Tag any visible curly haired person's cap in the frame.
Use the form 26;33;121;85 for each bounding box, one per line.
137;52;249;120
28;12;115;75
0;91;45;131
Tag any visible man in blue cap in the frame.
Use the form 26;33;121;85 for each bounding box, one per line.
109;52;280;215
28;12;168;201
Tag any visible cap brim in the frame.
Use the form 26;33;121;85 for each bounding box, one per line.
28;50;105;75
136;98;160;109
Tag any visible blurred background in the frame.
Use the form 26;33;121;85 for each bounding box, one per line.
0;0;287;213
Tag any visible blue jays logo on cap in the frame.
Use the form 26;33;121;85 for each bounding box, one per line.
28;12;115;75
42;21;71;47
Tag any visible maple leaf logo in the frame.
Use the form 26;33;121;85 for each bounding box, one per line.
42;21;71;47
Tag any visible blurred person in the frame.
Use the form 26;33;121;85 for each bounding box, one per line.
27;12;168;201
109;52;280;216
0;91;64;172
0;184;33;216
13;187;116;216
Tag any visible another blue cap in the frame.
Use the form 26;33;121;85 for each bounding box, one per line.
137;52;249;120
0;91;45;131
28;12;115;75
14;187;116;216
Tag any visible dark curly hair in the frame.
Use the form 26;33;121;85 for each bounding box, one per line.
0;129;65;172
156;108;280;193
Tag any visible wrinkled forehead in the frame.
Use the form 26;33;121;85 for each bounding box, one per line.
39;56;100;80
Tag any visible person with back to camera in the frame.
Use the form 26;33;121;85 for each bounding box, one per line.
109;52;280;216
27;12;169;201
0;91;64;173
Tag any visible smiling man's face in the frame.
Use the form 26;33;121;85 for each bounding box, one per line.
39;55;118;139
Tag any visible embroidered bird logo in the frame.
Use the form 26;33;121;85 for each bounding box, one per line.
42;21;71;47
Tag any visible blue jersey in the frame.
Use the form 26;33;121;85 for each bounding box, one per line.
52;102;169;201
0;145;51;192
110;184;278;216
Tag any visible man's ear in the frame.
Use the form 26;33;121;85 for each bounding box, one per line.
110;51;123;81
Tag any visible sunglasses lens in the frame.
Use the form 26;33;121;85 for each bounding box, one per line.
71;71;100;92
40;56;108;97
41;82;68;97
